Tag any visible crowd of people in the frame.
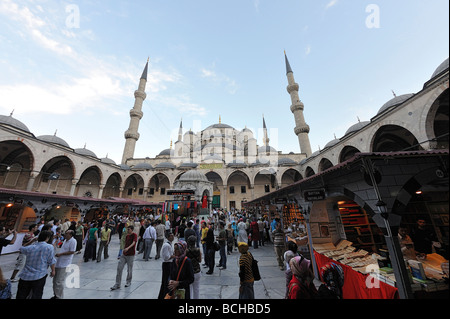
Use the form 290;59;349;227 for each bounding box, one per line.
4;209;444;300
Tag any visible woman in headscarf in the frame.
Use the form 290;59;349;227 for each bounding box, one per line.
238;242;254;299
249;217;260;249
287;255;318;299
318;262;345;299
167;240;194;299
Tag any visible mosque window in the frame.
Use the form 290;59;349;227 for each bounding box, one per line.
264;185;270;193
160;188;166;195
241;186;246;194
229;186;235;194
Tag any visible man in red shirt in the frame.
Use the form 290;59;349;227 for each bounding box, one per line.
111;225;137;290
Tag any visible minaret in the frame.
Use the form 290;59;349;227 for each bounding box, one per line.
121;59;148;164
285;52;312;157
262;115;270;146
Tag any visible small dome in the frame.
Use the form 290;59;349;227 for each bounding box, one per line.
377;94;414;115
158;149;174;156
324;138;340;149
132;163;153;170
276;158;297;166
227;160;247;168
37;134;70;148
179;170;208;182
345;121;370;136
431;58;449;78
119;164;131;170
299;158;308;165
309;150;320;158
249;159;269;166
258;145;277;153
178;162;198;169
0;115;30;132
155;162;176;169
74;147;97;158
100;157;116;165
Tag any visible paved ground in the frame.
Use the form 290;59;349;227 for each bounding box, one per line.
0;233;295;299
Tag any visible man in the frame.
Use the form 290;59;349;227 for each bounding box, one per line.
184;221;196;245
158;232;175;299
272;222;286;270
154;219;166;260
97;221;111;262
10;224;38;282
205;222;216;275
16;230;56;299
52;230;77;299
217;221;227;270
111;225;137;290
60;219;71;235
257;218;265;247
200;221;209;266
410;218;440;257
143;221;156;261
0;227;17;255
193;219;201;248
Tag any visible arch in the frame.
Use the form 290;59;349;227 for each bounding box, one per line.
371;125;421;152
122;173;145;199
280;168;302;189
254;168;277;195
425;88;449;149
34;156;75;195
102;172;122;198
305;166;315;178
227;170;251;187
339;146;361;163
76;165;103;198
318;157;334;173
0;140;34;189
148;172;171;201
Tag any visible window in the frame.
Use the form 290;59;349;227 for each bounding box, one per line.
149;188;155;195
127;188;133;195
138;188;144;195
160;188;166;195
264;184;270;193
229;186;235;194
241;186;246;193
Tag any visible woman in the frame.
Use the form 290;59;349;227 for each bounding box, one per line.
186;235;202;299
83;222;98;262
238;242;254;299
318;262;345;299
237;219;248;244
283;241;299;298
249;218;260;249
226;223;234;255
287;255;318;299
167;241;194;299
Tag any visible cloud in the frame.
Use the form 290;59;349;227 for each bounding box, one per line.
325;0;338;9
254;0;261;12
200;67;238;95
305;45;312;55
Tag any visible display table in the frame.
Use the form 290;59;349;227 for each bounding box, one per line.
314;250;399;299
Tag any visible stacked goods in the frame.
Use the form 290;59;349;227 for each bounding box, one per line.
287;231;308;246
314;240;385;273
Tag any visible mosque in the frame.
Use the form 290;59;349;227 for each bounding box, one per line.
0;53;448;225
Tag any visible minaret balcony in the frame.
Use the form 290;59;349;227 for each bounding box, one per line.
287;83;299;94
290;101;305;113
134;90;147;100
130;109;144;119
124;130;140;140
294;124;310;135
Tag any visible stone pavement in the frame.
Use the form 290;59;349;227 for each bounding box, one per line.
0;233;292;299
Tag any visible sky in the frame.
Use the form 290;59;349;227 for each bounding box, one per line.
0;0;448;164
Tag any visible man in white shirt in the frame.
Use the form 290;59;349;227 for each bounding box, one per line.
143;221;157;261
154;219;166;260
52;230;77;299
158;232;175;299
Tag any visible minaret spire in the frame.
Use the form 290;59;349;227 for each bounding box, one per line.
121;59;148;164
262;115;270;146
285;51;312;157
178;118;183;142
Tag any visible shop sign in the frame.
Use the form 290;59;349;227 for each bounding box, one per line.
167;190;195;196
303;189;326;201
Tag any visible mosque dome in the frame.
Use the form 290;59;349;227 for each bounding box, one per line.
345;121;370;136
431;58;449;78
178;162;198;169
37;134;70;148
276;158;297;166
324;138;340;149
227;160;247;168
131;163;153;170
179;170;208;182
205;123;234;130
155;162;176;169
258;145;277;153
119;164;131;170
377;94;414;115
158;149;174;156
100;157;116;165
0;114;31;133
74;147;97;158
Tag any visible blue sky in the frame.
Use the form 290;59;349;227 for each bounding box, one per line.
0;0;448;164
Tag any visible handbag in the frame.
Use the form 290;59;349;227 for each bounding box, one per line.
164;257;187;299
252;256;261;281
214;242;220;251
